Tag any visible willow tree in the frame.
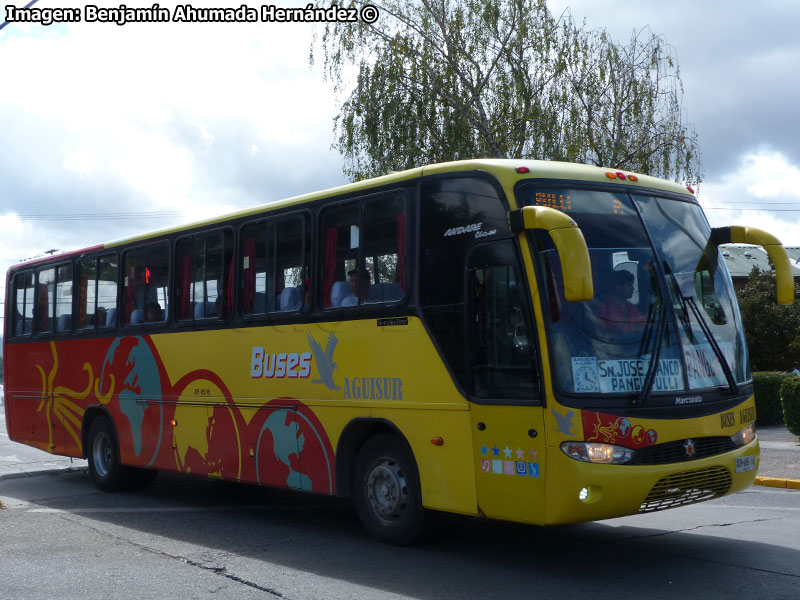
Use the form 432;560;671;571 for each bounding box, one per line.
313;0;701;185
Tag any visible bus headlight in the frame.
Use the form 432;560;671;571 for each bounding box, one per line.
561;442;634;464
730;423;756;447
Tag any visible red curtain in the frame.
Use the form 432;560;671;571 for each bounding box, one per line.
243;238;256;313
322;228;337;307
396;212;406;292
79;273;89;329
179;254;192;320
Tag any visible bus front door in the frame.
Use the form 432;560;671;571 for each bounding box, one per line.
467;240;547;524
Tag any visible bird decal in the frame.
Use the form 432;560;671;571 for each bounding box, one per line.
306;331;340;390
552;407;575;435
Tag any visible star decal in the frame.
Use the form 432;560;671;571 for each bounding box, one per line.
503;445;512;458
528;448;538;460
481;445;488;456
515;447;524;459
492;445;500;457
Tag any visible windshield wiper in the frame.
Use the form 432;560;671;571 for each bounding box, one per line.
685;296;738;394
663;261;738;395
637;300;668;405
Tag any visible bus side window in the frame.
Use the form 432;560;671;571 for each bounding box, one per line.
468;241;539;401
98;255;119;328
12;270;34;337
122;242;170;326
320;195;406;308
177;231;233;322
363;196;406;304
54;263;73;333
79;254;118;330
36;268;55;334
78;257;97;330
320;203;360;307
241;215;307;317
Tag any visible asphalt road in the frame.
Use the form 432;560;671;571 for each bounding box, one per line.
1;469;799;600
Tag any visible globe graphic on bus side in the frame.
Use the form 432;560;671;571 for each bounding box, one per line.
98;336;164;467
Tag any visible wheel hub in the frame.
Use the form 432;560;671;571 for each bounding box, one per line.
366;459;408;523
93;431;112;478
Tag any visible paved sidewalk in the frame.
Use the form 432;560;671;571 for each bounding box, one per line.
753;423;800;488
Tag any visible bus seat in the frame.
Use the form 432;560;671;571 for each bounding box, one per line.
367;283;402;303
252;292;266;313
330;282;352;307
195;300;217;319
130;308;144;324
104;308;116;328
56;314;72;332
279;287;301;311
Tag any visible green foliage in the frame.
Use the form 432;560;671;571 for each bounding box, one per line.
780;375;800;437
736;267;800;372
753;372;792;426
312;0;702;184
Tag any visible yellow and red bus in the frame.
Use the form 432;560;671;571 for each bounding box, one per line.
3;159;792;544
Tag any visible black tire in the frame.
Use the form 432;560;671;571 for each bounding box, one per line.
354;433;426;545
87;416;133;492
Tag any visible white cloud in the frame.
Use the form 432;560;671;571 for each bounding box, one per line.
743;152;800;199
698;150;800;246
0;1;348;316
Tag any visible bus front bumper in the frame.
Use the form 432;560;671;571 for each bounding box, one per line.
543;439;759;525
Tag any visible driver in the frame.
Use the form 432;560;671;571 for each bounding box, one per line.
595;270;645;333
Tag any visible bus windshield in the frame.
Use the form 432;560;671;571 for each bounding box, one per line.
518;186;750;406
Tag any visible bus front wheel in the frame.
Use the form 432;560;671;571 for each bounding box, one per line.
354;434;425;545
87;416;132;492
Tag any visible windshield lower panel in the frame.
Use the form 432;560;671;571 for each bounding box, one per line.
518;185;750;408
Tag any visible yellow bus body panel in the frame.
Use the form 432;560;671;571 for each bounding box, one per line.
149;317;479;515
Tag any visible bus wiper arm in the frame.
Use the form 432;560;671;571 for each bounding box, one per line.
663;261;737;395
637;302;668;405
685;296;738;395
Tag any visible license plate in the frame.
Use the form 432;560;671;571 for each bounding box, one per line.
736;455;756;473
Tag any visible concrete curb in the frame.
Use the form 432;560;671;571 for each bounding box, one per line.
0;466;88;482
753;476;800;490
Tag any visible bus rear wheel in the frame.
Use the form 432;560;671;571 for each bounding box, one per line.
87;416;133;492
354;434;425;545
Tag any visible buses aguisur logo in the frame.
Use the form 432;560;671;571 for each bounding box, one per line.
250;331;405;401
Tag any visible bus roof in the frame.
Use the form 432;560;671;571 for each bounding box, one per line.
10;159;693;267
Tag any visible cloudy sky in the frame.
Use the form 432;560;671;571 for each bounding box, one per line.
2;0;800;328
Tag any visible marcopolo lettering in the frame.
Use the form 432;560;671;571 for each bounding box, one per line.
676;395;702;405
251;346;312;379
343;377;403;401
